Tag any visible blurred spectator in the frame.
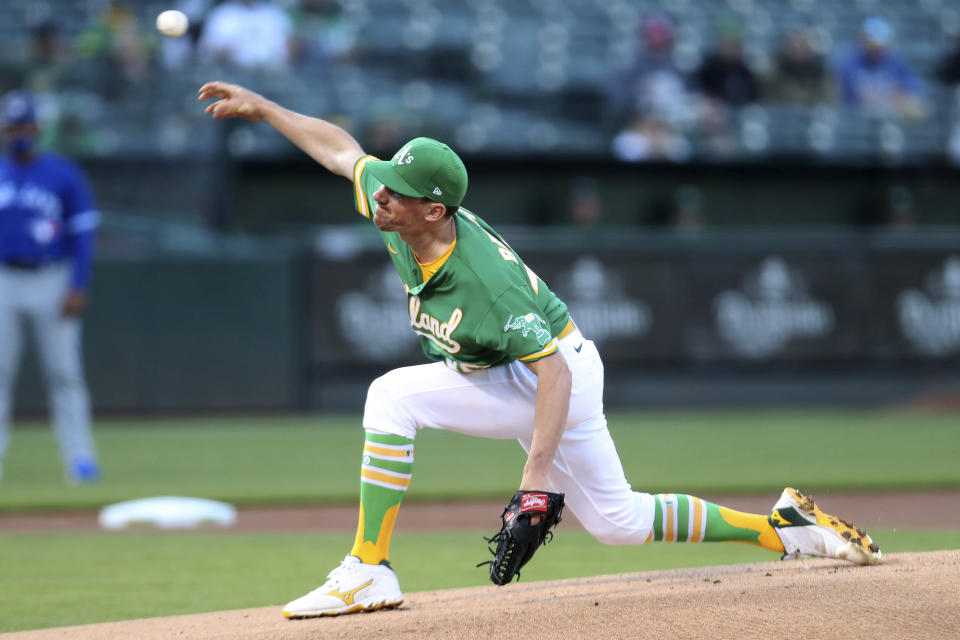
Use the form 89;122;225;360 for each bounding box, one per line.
76;1;152;90
764;26;831;106
0;21;67;97
609;16;695;164
937;38;960;86
612;15;692;126
297;0;358;68
886;184;917;229
567;177;604;227
854;183;917;228
672;184;704;231
199;0;294;70
365;103;410;159
938;39;960;165
645;184;704;231
9;22;71;149
834;17;926;120
695;18;759;108
691;99;739;158
23;22;70;95
611;112;691;163
522;176;606;227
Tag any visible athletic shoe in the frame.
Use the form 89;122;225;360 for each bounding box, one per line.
769;487;882;566
67;458;101;484
283;555;404;618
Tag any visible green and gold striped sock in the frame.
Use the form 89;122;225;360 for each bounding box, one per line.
349;432;414;565
647;493;784;552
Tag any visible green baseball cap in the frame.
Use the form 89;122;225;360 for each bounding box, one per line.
366;137;468;208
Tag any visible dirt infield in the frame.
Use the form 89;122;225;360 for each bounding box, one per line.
2;490;958;532
4;551;958;640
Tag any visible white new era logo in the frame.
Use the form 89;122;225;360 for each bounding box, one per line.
433;187;442;195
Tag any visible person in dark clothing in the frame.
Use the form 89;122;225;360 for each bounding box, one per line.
695;21;759;107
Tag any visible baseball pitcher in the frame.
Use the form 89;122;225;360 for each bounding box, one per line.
0;91;100;483
198;82;881;619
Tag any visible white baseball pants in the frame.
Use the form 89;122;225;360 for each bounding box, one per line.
0;264;96;468
363;326;656;545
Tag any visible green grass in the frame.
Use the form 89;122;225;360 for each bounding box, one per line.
1;409;957;632
2;410;958;511
1;527;957;633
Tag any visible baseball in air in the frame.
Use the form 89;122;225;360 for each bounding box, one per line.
156;10;189;37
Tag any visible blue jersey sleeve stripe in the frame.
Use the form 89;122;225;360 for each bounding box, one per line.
69;230;95;291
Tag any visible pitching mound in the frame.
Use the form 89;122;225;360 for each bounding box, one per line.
5;551;958;640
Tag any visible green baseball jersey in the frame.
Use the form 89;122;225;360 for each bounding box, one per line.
353;155;570;372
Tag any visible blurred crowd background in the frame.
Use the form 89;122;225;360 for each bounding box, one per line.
5;0;960;231
3;0;958;414
6;0;960;163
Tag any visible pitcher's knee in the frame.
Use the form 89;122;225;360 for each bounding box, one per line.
365;372;401;411
578;493;655;545
362;372;416;439
586;521;651;546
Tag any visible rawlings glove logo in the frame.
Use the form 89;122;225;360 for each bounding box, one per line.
520;493;548;513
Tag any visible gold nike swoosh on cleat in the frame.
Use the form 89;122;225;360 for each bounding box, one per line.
326;578;373;606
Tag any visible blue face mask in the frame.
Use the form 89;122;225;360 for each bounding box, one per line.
9;134;36;155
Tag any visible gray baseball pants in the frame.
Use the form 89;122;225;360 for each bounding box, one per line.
0;263;95;471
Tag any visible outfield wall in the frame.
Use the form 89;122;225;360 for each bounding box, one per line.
304;229;960;409
11;230;960;413
13;255;302;413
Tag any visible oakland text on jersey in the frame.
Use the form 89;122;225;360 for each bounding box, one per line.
408;295;462;354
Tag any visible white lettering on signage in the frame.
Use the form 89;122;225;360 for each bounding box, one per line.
335;264;418;359
896;256;960;356
555;257;652;345
714;256;834;359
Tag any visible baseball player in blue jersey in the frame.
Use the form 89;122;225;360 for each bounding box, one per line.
0;91;100;483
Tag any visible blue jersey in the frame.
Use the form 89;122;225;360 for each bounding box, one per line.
0;151;99;290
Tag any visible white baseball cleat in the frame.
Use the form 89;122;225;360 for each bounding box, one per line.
283;555;404;618
769;487;882;566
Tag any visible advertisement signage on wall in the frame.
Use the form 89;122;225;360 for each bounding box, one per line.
308;248;960;368
548;256;654;346
334;263;419;360
711;256;836;360
895;256;960;358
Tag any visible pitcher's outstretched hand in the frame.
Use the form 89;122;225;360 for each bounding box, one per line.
198;82;270;121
